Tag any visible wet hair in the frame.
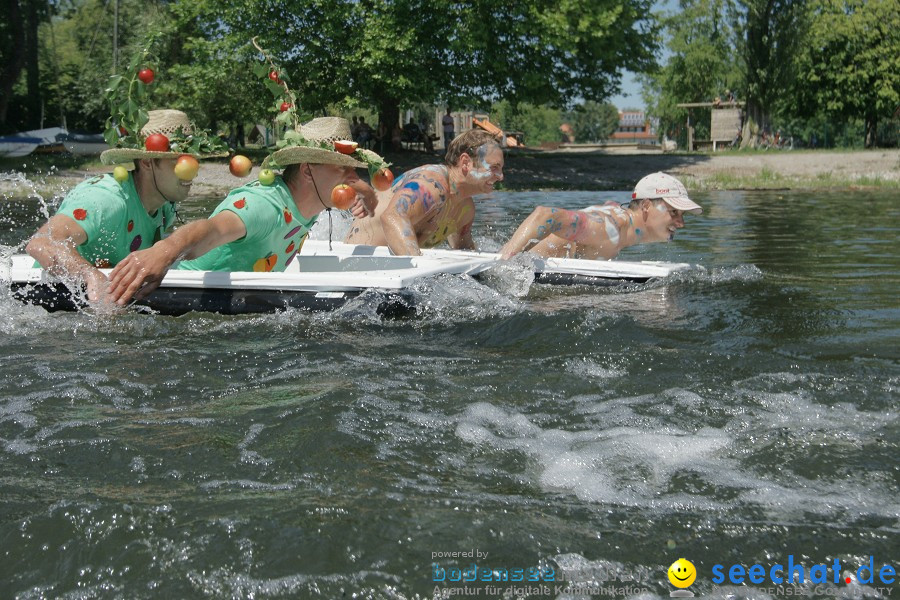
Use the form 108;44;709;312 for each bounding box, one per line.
444;130;501;167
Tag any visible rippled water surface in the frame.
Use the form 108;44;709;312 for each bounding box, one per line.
0;178;898;599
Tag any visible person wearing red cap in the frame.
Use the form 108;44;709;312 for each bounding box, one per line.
499;172;702;260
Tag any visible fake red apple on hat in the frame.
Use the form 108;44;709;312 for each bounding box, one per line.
333;140;358;154
229;155;252;177
144;133;170;152
330;184;357;210
372;168;394;191
174;155;200;181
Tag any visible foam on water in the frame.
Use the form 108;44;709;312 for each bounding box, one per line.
452;372;900;521
476;254;536;298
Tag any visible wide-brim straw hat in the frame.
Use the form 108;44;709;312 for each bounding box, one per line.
100;109;229;165
263;117;383;170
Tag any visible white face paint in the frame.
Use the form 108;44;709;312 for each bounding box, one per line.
467;145;504;193
604;215;620;246
643;199;685;242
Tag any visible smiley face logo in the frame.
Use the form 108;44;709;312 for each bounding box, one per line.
668;558;696;588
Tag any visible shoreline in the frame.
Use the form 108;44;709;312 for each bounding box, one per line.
2;148;898;199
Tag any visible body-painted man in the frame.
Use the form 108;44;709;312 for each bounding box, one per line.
344;129;503;255
500;172;702;260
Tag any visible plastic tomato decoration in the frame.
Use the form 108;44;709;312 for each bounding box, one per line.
138;68;154;84
144;133;170;152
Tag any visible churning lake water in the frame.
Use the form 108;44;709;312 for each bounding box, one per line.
0;174;897;599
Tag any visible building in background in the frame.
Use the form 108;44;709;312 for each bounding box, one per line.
609;110;658;145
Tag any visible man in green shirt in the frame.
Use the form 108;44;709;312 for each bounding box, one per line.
106;117;382;306
26;109;226;305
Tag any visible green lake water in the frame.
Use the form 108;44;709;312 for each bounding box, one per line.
0;179;897;599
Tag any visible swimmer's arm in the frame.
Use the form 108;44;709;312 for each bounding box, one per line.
107;211;246;305
347;179;377;217
26;215;110;304
499;206;586;259
380;176;442;256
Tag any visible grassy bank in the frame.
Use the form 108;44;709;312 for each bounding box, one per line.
689;167;900;191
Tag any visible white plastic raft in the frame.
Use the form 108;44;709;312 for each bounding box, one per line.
4;252;496;316
300;240;698;286
5;242;698;316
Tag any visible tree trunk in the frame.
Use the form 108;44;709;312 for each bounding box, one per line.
236;122;245;148
740;100;768;149
865;115;877;148
0;0;26;129
24;0;41;129
378;101;400;134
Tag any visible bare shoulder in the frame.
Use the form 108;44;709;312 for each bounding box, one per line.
397;165;449;193
581;204;631;228
389;165;450;217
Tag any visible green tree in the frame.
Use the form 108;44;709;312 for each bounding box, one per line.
790;0;900;148
1;0;51;131
452;0;658;109
567;100;620;143
156;0;658;135
33;0;168;132
491;101;562;144
640;0;738;144
734;0;809;146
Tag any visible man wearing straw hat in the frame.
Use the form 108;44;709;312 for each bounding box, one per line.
344;129;504;255
105;117;380;306
26;109;227;305
499;172;702;260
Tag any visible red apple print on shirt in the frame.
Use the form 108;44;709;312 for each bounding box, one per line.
73;208;87;221
283;208;292;224
127;219;134;232
285;241;295;254
233;198;247;209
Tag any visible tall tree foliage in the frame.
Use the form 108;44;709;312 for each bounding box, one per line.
567;100;620;143
491;101;563;144
163;0;658;133
0;0;50;131
735;0;809;145
790;0;899;148
640;0;738;143
32;0;167;132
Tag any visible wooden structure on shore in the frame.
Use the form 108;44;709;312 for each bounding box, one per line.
676;101;744;151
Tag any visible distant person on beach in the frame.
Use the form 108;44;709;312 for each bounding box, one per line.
105;117;379;306
344;129;504;255
441;108;455;149
499;172;702;261
25;109;227;305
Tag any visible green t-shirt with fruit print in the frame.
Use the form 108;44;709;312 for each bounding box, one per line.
50;173;175;268
177;177;317;272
